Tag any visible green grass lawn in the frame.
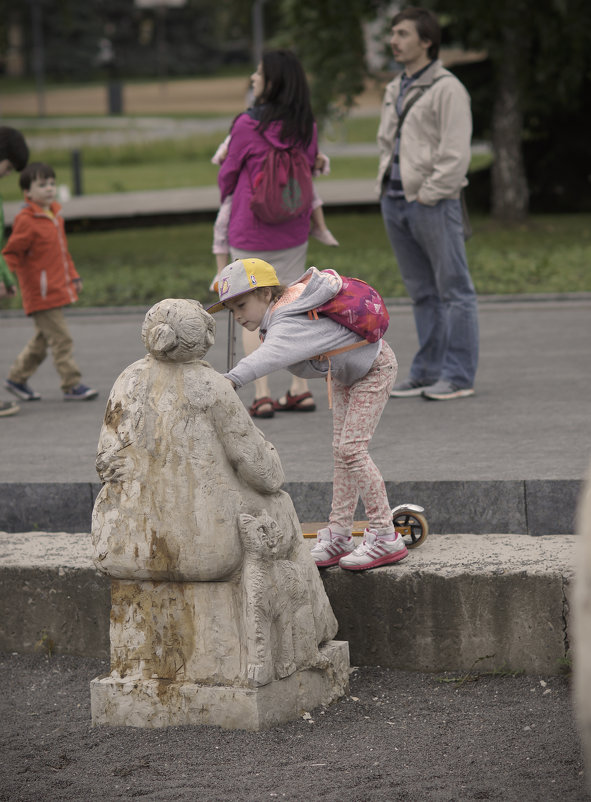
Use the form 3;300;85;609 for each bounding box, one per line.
2;212;589;311
1;115;587;308
0;115;492;198
0;153;380;201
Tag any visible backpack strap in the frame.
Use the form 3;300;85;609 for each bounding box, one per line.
394;74;448;139
380;74;450;196
312;339;370;409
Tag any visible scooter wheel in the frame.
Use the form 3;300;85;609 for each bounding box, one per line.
392;509;428;549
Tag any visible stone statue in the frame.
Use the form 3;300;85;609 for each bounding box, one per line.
90;299;348;729
575;465;591;791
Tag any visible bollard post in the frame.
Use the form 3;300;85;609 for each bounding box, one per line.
71;150;83;196
226;311;236;372
107;80;123;115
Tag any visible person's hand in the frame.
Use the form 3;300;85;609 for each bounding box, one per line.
314;152;330;176
73;278;83;292
0;281;16;298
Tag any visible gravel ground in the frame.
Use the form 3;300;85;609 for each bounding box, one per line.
0;653;589;802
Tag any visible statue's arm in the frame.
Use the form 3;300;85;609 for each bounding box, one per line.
95;370;142;483
210;378;284;493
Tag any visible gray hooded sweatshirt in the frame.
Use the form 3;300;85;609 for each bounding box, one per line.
224;267;382;389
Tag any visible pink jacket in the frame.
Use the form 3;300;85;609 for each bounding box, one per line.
218;112;318;252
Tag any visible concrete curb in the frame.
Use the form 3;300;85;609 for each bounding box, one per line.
0;479;582;536
0;531;574;675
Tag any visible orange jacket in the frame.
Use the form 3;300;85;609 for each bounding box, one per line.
2;200;80;315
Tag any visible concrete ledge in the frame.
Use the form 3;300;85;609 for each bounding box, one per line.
0;531;575;674
0;480;583;536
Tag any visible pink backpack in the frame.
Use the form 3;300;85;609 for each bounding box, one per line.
305;269;389;408
308;269;389;343
250;147;314;225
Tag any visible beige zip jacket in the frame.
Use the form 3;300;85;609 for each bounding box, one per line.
376;59;472;206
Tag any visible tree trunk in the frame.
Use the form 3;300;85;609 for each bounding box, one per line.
491;30;529;221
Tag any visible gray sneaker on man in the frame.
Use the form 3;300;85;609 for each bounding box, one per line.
390;378;431;398
422;380;475;400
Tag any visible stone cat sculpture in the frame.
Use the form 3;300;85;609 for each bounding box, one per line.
239;510;329;686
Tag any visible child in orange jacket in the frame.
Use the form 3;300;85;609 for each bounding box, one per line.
3;162;98;402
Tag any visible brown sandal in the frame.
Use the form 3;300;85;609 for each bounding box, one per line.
273;391;316;412
249;397;275;418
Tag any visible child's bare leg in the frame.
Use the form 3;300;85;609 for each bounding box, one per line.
210;253;229;291
275;376;315;410
311;205;327;230
216;253;229;272
310;205;339;247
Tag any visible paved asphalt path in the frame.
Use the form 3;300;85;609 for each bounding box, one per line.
1;296;590;486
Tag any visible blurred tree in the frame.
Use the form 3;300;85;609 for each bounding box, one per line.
274;0;382;125
274;0;591;216
0;0;245;81
425;0;591;220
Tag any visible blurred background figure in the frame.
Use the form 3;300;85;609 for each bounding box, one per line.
0;126;29;418
216;49;320;419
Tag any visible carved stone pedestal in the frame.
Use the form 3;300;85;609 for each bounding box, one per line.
91;575;349;730
91;639;349;730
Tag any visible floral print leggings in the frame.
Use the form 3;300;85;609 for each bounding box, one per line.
329;341;397;532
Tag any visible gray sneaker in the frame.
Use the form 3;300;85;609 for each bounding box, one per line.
390;378;431;398
422;380;475;400
0;400;19;417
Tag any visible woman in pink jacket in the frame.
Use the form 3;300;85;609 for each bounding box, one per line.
217;49;318;418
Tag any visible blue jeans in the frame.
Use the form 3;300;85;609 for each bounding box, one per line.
381;195;479;387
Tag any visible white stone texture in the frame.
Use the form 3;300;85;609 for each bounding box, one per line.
574;466;591;790
90;299;344;727
90;640;350;730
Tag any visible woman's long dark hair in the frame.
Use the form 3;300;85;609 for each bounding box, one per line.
253;50;315;148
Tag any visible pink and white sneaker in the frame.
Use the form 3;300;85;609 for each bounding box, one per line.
339;529;408;571
311;527;354;567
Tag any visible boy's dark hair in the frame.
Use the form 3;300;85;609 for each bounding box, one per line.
392;7;441;60
0;126;29;171
19;162;56;191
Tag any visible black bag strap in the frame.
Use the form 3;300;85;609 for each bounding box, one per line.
394;74;448;139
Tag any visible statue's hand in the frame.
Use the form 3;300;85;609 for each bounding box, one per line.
98;454;131;483
96;442;136;483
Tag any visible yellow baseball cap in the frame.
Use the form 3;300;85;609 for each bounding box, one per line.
207;258;280;313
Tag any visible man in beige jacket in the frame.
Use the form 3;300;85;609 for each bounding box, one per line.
378;7;479;401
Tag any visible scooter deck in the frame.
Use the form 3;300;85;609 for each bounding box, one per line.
301;522;370;539
302;516;428;549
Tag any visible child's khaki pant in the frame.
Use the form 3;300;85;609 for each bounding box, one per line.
8;307;81;392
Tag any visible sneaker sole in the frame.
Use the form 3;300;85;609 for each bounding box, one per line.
314;551;353;568
340;546;409;571
390;386;429;398
422;388;475;401
64;392;99;401
5;384;41;401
